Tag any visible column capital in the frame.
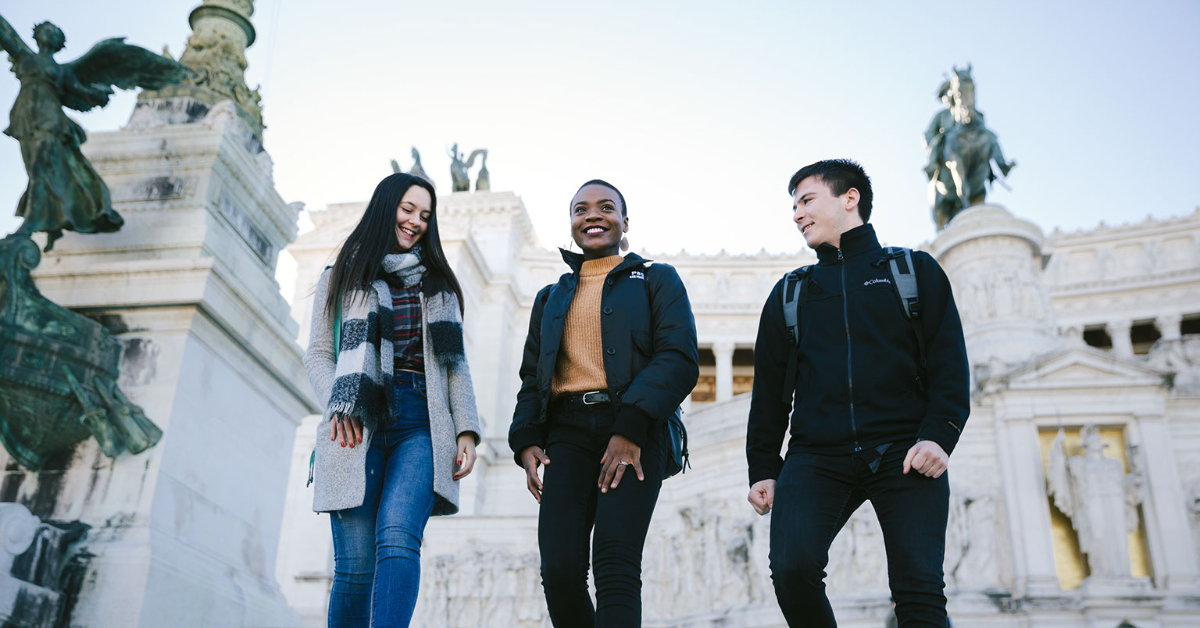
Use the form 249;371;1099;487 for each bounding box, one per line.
712;340;736;356
1156;314;1184;341
1105;319;1133;333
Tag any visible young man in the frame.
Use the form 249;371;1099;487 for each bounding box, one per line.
746;159;969;627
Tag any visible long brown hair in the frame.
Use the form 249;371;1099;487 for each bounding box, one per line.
324;173;464;318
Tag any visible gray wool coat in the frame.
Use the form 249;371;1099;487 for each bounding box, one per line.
303;269;481;515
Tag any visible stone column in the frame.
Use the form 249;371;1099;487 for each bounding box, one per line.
930;205;1058;370
714;341;735;402
1156;314;1183;342
1130;415;1200;590
994;414;1063;596
1107;319;1134;358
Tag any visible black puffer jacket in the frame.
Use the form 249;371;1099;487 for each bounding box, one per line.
508;250;699;465
746;224;970;486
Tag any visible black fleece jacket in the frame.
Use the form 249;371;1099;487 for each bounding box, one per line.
746;224;970;486
509;250;700;466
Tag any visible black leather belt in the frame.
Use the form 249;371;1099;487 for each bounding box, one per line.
553;390;613;408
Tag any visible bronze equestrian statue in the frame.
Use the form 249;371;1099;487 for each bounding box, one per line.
922;65;1016;230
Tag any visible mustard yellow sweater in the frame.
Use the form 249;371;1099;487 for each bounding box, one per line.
552;255;624;395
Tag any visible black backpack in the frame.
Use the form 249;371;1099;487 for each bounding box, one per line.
779;247;924;405
638;262;690;479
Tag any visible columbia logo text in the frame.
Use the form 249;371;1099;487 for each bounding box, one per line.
864;278;891;287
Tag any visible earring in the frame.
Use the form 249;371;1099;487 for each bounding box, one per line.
620;236;630;252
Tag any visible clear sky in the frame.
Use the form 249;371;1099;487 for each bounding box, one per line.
1;0;1198;257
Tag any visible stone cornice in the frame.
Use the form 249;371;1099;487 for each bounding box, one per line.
84;125;297;244
1049;268;1200;297
1047;207;1200;243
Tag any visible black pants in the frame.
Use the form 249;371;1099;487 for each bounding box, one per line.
769;447;950;628
538;401;665;628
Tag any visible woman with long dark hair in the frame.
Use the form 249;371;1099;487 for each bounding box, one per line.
304;173;481;627
508;180;699;627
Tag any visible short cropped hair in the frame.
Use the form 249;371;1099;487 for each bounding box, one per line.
572;179;627;216
787;159;873;223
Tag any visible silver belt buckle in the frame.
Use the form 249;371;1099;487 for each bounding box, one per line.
581;391;606;405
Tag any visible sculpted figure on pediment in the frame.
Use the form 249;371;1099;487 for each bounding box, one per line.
1149;336;1200;394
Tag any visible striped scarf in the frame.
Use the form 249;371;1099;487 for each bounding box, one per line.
327;246;465;430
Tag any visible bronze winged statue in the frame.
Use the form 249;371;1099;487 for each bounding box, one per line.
0;15;189;250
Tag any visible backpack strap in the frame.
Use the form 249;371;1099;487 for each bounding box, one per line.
780;265;814;405
333;302;342;359
325;265;342;362
882;247;920;321
877;248;927;376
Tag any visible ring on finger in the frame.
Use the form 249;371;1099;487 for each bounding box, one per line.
619;461;629;467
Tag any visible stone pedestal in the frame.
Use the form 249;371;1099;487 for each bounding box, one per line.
931;204;1059;372
0;98;317;626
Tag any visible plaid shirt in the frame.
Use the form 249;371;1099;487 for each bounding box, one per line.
391;284;424;373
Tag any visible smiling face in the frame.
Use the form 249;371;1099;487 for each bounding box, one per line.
792;176;862;250
395;184;432;251
570;184;627;259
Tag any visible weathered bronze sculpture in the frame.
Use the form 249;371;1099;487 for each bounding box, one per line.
391;147;432;184
0;236;163;470
0;15;190;250
408;146;431;183
0;15;172;469
474;149;490;191
447;143;488;192
923;65;1016;229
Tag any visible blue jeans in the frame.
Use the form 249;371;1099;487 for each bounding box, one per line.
328;371;435;628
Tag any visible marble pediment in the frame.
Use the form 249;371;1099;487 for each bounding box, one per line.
996;346;1170;390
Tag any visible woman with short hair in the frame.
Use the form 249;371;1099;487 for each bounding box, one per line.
509;179;699;627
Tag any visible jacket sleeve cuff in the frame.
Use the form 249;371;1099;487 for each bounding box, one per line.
748;459;784;487
917;419;963;456
612;404;653;448
509;426;545;467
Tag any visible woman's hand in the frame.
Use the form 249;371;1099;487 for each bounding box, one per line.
599;434;642;493
331;413;363;448
454;434;477;481
520;445;551;503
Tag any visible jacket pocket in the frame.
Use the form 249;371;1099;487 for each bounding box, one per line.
631;330;652;357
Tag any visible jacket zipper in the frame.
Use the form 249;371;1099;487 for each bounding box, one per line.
839;249;861;453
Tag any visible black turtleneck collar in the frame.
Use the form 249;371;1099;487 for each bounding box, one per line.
814;223;880;264
559;248;650;275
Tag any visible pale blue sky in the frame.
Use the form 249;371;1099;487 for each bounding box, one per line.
1;0;1197;255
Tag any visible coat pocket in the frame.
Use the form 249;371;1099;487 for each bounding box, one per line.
631;329;652;357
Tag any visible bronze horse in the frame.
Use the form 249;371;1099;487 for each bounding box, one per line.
925;66;1016;230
